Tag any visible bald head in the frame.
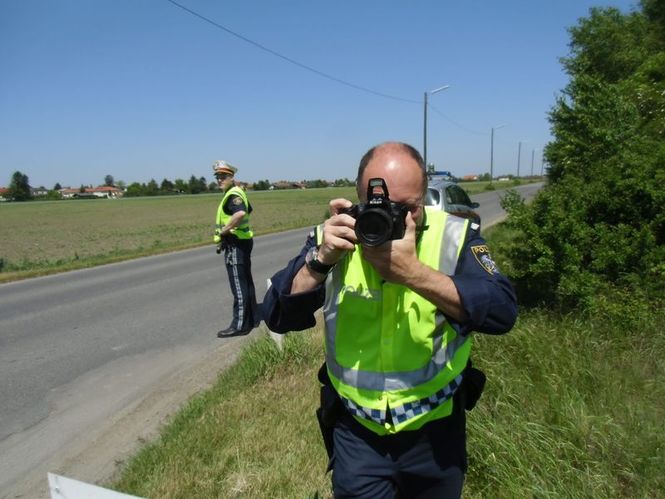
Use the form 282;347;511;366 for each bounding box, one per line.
356;142;427;200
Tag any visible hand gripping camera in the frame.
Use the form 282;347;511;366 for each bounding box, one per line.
342;178;409;247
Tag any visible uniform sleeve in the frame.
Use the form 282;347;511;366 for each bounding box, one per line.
224;194;247;215
450;227;518;335
262;233;326;334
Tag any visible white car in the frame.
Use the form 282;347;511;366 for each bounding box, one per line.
425;178;481;224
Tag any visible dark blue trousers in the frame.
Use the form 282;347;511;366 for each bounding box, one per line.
331;409;466;499
223;238;259;331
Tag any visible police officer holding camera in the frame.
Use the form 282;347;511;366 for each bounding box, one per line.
213;160;260;338
262;142;518;498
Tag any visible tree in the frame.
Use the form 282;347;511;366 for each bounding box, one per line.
187;175;206;194
174;178;187;193
160;178;174;192
252;179;271;191
125;182;144;197
7;171;32;201
104;175;115;187
501;3;665;308
53;182;62;191
145;179;159;196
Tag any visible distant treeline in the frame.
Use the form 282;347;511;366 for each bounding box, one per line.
1;172;356;201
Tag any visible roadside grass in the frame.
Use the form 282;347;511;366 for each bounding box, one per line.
0;188;355;282
111;299;665;497
111;329;331;498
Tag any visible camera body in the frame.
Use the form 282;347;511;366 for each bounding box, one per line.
342;178;408;247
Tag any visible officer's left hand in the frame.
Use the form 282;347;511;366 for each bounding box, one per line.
361;211;419;284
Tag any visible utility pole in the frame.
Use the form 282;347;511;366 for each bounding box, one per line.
490;124;506;184
423;85;449;170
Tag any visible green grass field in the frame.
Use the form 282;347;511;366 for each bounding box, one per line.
0;181;524;282
0;187;355;281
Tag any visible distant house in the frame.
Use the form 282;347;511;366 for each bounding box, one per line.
462;174;479;181
272;181;305;190
59;186;124;199
31;187;49;197
0;187;9;201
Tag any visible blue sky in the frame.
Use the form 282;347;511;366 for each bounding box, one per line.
0;0;639;188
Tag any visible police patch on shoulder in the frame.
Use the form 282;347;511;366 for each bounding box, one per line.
471;245;499;275
232;196;243;206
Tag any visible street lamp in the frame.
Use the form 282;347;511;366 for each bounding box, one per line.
530;148;539;177
423;85;450;171
490;123;507;183
517;140;527;178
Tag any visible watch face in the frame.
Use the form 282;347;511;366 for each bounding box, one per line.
306;246;317;265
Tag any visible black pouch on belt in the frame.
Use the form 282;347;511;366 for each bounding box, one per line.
460;360;486;411
315;363;343;459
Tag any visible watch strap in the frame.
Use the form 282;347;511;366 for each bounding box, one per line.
306;247;335;275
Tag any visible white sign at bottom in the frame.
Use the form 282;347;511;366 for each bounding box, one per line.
48;473;143;499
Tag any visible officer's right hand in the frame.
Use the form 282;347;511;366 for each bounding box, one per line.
317;198;357;265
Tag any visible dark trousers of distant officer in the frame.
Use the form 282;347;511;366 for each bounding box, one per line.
224;238;259;331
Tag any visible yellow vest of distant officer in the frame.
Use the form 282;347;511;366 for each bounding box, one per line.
214;186;253;243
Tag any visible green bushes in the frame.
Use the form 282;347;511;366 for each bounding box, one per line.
499;3;665;309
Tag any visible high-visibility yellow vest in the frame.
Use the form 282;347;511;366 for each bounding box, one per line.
214;186;253;242
322;208;470;435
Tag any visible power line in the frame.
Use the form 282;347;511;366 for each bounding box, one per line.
165;0;419;104
428;104;487;136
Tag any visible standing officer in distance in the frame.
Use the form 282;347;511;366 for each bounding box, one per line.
262;142;517;498
213;160;260;338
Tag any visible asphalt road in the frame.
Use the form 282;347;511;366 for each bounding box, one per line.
0;182;541;497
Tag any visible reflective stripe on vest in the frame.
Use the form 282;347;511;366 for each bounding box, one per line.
215;186;253;240
321;209;470;432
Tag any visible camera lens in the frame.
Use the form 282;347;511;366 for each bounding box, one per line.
356;209;393;246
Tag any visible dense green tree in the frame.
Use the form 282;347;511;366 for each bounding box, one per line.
104;174;115;187
160;178;174;192
45;189;62;200
125;182;144;197
502;3;665;308
145;179;159;196
305;179;329;188
252;179;271;191
7;171;32;201
187;175;206;194
174;178;187;193
53;182;62;191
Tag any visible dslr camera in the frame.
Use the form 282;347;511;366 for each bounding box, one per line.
341;178;409;247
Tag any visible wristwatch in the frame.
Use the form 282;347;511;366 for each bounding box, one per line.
305;246;335;275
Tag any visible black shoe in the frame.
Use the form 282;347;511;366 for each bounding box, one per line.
216;326;235;337
217;327;251;338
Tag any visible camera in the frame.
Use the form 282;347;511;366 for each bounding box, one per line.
341;178;409;247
